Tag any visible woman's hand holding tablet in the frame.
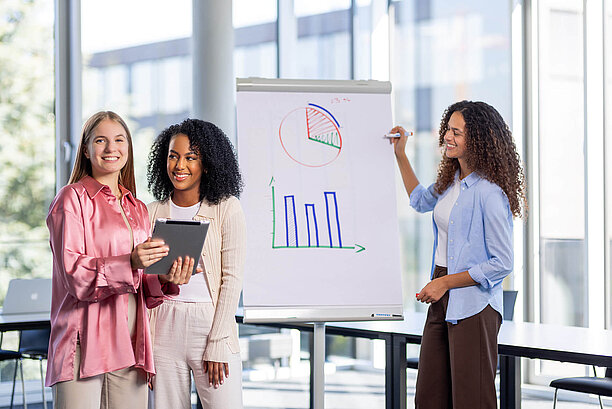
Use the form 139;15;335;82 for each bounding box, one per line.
130;238;169;269
145;219;210;277
158;255;202;285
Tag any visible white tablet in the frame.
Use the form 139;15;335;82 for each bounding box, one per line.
145;218;210;275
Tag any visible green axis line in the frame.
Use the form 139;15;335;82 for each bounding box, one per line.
272;245;355;250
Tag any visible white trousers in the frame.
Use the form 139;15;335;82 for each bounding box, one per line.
149;300;243;409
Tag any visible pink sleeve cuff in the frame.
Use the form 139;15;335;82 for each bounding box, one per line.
96;254;136;289
142;275;180;309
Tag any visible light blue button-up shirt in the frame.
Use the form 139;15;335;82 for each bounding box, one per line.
410;172;513;323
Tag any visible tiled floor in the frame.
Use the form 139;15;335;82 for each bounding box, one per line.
1;367;610;409
241;368;611;409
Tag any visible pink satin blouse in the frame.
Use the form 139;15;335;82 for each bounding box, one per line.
45;176;178;386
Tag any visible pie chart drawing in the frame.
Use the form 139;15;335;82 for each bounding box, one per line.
278;103;342;167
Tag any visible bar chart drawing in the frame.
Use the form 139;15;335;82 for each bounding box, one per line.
271;183;360;251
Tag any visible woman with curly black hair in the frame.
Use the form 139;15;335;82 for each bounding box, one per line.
390;101;526;409
146;119;245;409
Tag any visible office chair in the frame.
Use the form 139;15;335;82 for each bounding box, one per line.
406;357;419;370
0;332;25;409
550;366;612;409
13;328;51;409
502;290;518;321
406;290;518;372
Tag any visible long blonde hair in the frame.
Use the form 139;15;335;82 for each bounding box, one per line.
68;111;137;196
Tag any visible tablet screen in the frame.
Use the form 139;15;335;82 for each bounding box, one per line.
145;219;210;275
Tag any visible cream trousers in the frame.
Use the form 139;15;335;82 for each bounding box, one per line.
53;294;147;409
149;300;243;409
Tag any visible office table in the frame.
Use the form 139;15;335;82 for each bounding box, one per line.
0;312;50;332
495;319;612;409
357;313;612;409
238;312;612;409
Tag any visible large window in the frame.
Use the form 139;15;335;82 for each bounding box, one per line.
0;0;54;296
354;0;390;81
391;0;513;312
528;0;612;385
606;0;612;329
81;0;193;204
234;0;277;78
0;0;54;385
292;0;352;79
537;0;586;329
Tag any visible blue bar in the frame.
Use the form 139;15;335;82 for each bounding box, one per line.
305;204;319;247
284;195;298;247
324;193;333;247
324;192;342;248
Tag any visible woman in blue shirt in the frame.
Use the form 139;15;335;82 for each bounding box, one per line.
391;101;526;409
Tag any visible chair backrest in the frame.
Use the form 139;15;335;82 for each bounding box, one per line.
2;278;52;315
19;328;51;356
503;290;518;321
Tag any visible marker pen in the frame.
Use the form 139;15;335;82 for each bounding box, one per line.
371;313;403;318
383;131;414;139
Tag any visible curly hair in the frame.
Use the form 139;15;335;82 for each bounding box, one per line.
434;101;527;218
147;119;243;204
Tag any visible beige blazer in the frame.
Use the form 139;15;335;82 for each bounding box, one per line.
147;196;246;362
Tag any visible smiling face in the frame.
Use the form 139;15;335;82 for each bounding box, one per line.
84;119;129;182
444;111;468;160
167;133;203;203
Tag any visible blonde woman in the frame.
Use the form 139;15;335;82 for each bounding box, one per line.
46;111;193;409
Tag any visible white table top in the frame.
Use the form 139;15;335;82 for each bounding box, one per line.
3;308;610;365
327;312;612;365
0;310;51;331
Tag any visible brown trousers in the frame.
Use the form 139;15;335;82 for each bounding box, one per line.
415;266;502;409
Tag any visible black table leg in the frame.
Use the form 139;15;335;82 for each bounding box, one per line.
385;334;394;409
386;334;406;409
500;355;521;409
393;335;407;409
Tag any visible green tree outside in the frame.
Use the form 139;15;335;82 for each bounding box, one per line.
0;0;55;305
